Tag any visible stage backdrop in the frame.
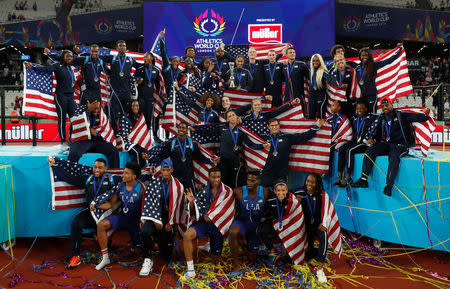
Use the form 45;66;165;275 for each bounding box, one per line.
0;7;142;47
336;3;449;43
143;0;336;58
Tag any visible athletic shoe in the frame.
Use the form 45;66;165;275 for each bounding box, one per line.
180;270;196;282
139;258;153;276
383;185;393;197
68;255;81;268
95;256;110;270
198;242;210;252
61;142;70;151
351;178;368;188
316;268;327;283
373;239;382;248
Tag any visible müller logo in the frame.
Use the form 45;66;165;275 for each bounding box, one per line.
193;9;225;37
248;24;282;44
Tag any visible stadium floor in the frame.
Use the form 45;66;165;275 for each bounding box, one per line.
0;231;449;289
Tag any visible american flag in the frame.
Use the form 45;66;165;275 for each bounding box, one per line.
279;120;332;174
223;90;271;110
321;190;343;258
226;43;289;64
396;107;436;156
273;193;307;265
239;125;269;170
23;65;81;120
70;112;91;143
118;114;152;151
150;35;168;121
96;108;116;146
326;114;353;150
375;47;413;105
50;159;89;210
141;176;189;231
325;82;347;116
90;188;121;225
191;124;221;154
190;182;235;235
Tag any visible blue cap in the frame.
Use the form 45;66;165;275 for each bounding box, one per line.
161;158;173;169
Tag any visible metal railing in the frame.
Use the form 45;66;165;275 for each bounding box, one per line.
0;85;40;146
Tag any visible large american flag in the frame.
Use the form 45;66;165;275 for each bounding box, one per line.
204;183;235;235
226;43;289;63
321;190;343;258
273;193;307;265
141;176;189;229
223;90;271;110
326;114;353;150
23;65;82;120
396;107;436;156
70;112;91;143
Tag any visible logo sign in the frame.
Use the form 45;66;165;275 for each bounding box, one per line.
94;17;113;35
343;15;361;32
193;9;225;37
248;24;282;44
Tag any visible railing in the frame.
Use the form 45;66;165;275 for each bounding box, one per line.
412;82;448;121
0;85;40;146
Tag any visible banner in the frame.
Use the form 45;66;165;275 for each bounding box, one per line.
143;0;335;58
0;123;68;142
336;3;449;43
0;7;142;47
430;125;450;145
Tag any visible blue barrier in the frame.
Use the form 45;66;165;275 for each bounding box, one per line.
0;145;449;251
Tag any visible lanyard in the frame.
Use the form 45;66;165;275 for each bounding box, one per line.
162;179;171;204
268;62;277;82
332;114;340;133
270;134;280;152
312;69;318;88
90;60;99;79
338;68;346;82
203;108;214;124
287;61;295;78
92;174;106;197
122;181;138;211
170;68;178;83
66;66;75;84
356;116;366;135
276;198;284;230
145;66;153;84
384;116;392;139
236;69;243;85
118;55;127;75
359;66;366;80
215;58;223;72
252;111;261;120
229;125;239;147
176;136;187;160
305;193;316;219
248;62;255;75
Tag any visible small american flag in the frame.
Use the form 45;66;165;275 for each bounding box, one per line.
96;108;116;146
141;176;189;229
327;114;353;150
273;193;307;265
119;114;152;151
321;190;343;258
70;112;91;143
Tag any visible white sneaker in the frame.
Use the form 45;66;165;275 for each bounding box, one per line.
139;258;153;276
373;239;382;248
61;142;70;151
180;270;196;281
316;268;327;283
198;242;210;252
95;256;110;270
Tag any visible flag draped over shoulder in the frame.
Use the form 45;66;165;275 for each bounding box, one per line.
326;114;353;151
321;190;343;257
396;107;436;156
273;193;307;265
141;176;189;229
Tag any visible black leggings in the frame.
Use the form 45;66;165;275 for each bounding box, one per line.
140;221;174;260
70;208;96;257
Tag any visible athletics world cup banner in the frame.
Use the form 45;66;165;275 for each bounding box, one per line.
143;0;336;58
